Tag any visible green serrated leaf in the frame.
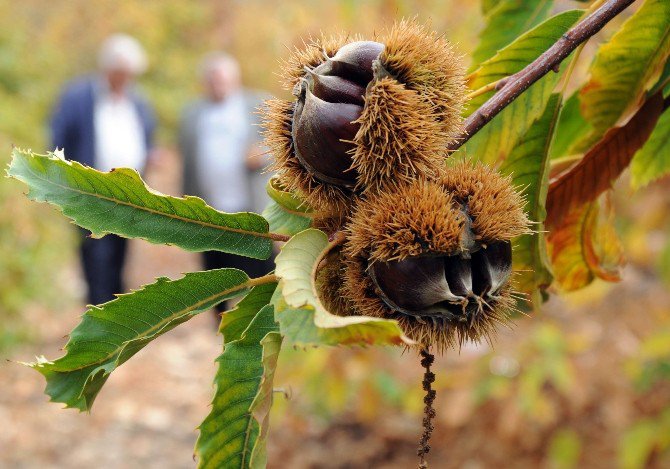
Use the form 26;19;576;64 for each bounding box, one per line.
630;107;670;190
196;303;279;469
464;10;583;164
7;149;273;259
28;268;252;411
471;0;554;69
577;0;670;150
501;93;561;308
272;229;409;347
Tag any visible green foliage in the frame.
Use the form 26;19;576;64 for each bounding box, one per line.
576;0;670;151
29;268;252;411
247;330;282;467
220;283;278;342
272;229;408;347
262;177;312;236
549;91;592;160
7;1;670;466
196;286;280;469
8;149;274;259
464;9;582;164
501;93;561;308
630;107;670;189
627;326;670;391
471;0;553;68
262;202;312;236
517;324;575;416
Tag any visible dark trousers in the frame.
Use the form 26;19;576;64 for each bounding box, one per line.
202;250;274;313
80;232;128;305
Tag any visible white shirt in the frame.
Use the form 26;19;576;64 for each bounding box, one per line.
94;86;146;172
195;93;251;213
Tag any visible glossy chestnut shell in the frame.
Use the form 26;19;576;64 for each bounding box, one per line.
369;241;512;321
292;41;385;187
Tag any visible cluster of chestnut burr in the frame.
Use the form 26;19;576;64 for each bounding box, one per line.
264;21;530;350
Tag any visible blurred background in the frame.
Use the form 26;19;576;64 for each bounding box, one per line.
1;1;669;468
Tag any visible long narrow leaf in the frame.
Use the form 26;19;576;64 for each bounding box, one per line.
7;149;274;259
576;0;670;150
248;330;282;469
29;268;252;411
219;282;278;343
501;93;561;308
471;0;554;68
549;91;592;160
196;303;279;469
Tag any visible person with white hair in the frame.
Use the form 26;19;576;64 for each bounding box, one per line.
179;52;273;314
50;33;156;305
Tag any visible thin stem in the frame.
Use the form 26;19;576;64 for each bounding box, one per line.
268;232;291;242
247;273;278;286
465;78;505;100
417;347;436;469
449;0;637;151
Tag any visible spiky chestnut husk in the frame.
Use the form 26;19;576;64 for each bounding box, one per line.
314;245;354;317
342;166;531;351
263;21;466;215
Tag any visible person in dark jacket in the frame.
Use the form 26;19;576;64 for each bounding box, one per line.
50;34;156;305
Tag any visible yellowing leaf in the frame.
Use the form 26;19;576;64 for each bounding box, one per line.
464;10;582;164
263;176;313;236
548;194;624;291
630;103;670;189
577;0;670;149
273;229;409;347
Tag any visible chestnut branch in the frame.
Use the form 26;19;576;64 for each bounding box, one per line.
448;0;637;151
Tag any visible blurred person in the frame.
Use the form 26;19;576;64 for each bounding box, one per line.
179;52;273;312
50;34;156;305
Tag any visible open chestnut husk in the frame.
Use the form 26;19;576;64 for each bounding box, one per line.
369;242;512;322
263;20;466;215
342;163;531;351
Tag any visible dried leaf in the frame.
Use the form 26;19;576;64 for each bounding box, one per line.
546;93;664;230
